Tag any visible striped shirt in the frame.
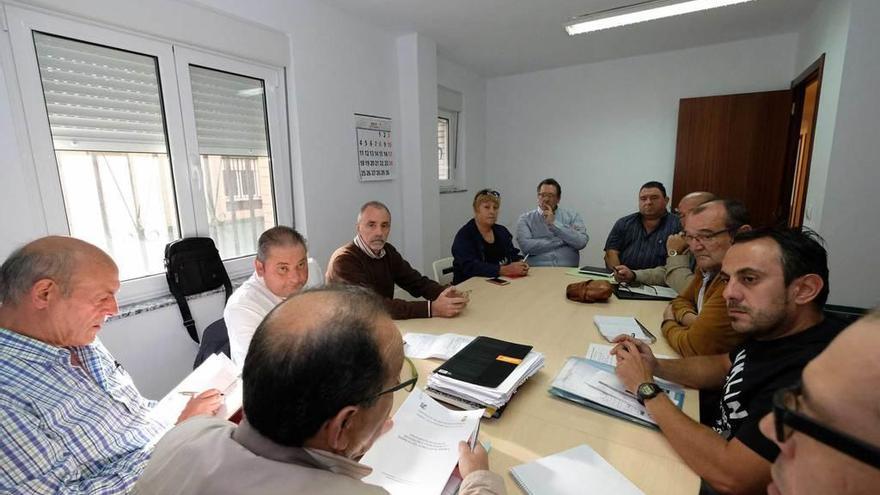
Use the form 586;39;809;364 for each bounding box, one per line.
0;328;167;494
604;211;682;270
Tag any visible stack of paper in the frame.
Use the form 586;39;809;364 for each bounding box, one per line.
427;350;544;416
361;389;482;495
510;444;645;495
403;333;475;360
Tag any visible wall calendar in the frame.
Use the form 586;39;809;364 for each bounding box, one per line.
355;113;394;182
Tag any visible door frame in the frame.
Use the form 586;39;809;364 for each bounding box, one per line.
781;54;825;227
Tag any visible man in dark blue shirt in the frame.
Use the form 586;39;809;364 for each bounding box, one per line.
604;181;682;271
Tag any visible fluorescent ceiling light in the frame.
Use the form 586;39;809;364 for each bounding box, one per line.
565;0;756;35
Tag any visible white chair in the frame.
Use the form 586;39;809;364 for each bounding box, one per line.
432;257;455;285
304;257;324;289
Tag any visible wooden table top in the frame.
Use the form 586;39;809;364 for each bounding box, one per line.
391;267;700;495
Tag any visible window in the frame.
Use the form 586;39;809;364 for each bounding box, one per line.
438;109;458;189
8;7;292;303
32;33;180;281
437;85;463;191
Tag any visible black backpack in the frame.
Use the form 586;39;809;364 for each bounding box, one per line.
164;237;233;343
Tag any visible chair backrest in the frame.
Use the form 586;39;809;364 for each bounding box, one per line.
193;318;230;369
433;257;455;285
304;257;324;289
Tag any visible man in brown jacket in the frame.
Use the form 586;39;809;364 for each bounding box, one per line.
662;199;751;356
326;201;468;319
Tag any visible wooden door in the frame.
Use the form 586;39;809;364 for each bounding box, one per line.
671;90;793;227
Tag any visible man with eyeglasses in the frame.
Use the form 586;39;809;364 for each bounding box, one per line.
515;178;588;267
604;181;682;271
759;309;880;495
612;227;847;495
660;199;751;357
136;286;505;494
327;201;469;319
614;191;715;293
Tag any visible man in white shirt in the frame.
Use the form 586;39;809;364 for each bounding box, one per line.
225;226;308;366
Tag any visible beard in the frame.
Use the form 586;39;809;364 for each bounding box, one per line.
728;295;789;336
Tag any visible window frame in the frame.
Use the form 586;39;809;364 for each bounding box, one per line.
5;6;292;305
438;107;459;191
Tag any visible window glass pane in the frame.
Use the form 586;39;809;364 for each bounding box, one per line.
33;32;180;280
190;65;275;259
438;117;449;181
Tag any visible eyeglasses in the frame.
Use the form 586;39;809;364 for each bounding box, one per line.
684;228;731;244
373;357;418;398
772;382;880;469
476;188;501;198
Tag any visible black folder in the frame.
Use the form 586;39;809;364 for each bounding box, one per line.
613;285;676;301
578;265;613;277
433;336;532;388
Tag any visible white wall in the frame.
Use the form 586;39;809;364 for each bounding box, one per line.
437;56;488;260
486;34;799;266
795;0;852;232
817;0;880;309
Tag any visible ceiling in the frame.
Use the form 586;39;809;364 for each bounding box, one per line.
321;0;821;77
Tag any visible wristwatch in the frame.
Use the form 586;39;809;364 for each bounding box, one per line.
667;249;679;257
637;382;662;404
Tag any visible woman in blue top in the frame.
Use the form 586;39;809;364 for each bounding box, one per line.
451;188;529;284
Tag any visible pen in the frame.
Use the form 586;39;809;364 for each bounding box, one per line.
470;421;481;450
522;254;529;263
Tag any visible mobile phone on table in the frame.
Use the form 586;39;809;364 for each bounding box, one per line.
486;277;510;286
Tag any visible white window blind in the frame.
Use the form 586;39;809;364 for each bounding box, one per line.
34;32;168;154
189;65;269;157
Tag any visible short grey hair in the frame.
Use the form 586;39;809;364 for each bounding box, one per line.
256;226;307;263
0;244;76;305
358;201;391;222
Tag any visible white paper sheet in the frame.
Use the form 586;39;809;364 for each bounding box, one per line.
403;333;475;360
510;444;645;495
361;389;483;495
585;343;673;366
148;353;242;441
593;316;652;342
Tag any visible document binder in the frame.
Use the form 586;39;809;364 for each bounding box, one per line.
433;336;532;388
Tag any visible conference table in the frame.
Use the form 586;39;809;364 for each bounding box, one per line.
392;267;700;495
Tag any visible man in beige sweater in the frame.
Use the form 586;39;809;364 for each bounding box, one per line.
135;286;505;495
613;191;715;293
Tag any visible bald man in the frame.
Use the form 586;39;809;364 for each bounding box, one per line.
759;310;880;495
136;286;505;494
614;191;715;293
0;236;220;493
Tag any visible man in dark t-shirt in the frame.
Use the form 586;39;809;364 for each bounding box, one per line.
613;227;841;495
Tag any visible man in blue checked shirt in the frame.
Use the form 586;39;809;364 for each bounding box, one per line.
0;236;221;494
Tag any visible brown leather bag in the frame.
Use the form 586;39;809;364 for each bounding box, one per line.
566;280;613;303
